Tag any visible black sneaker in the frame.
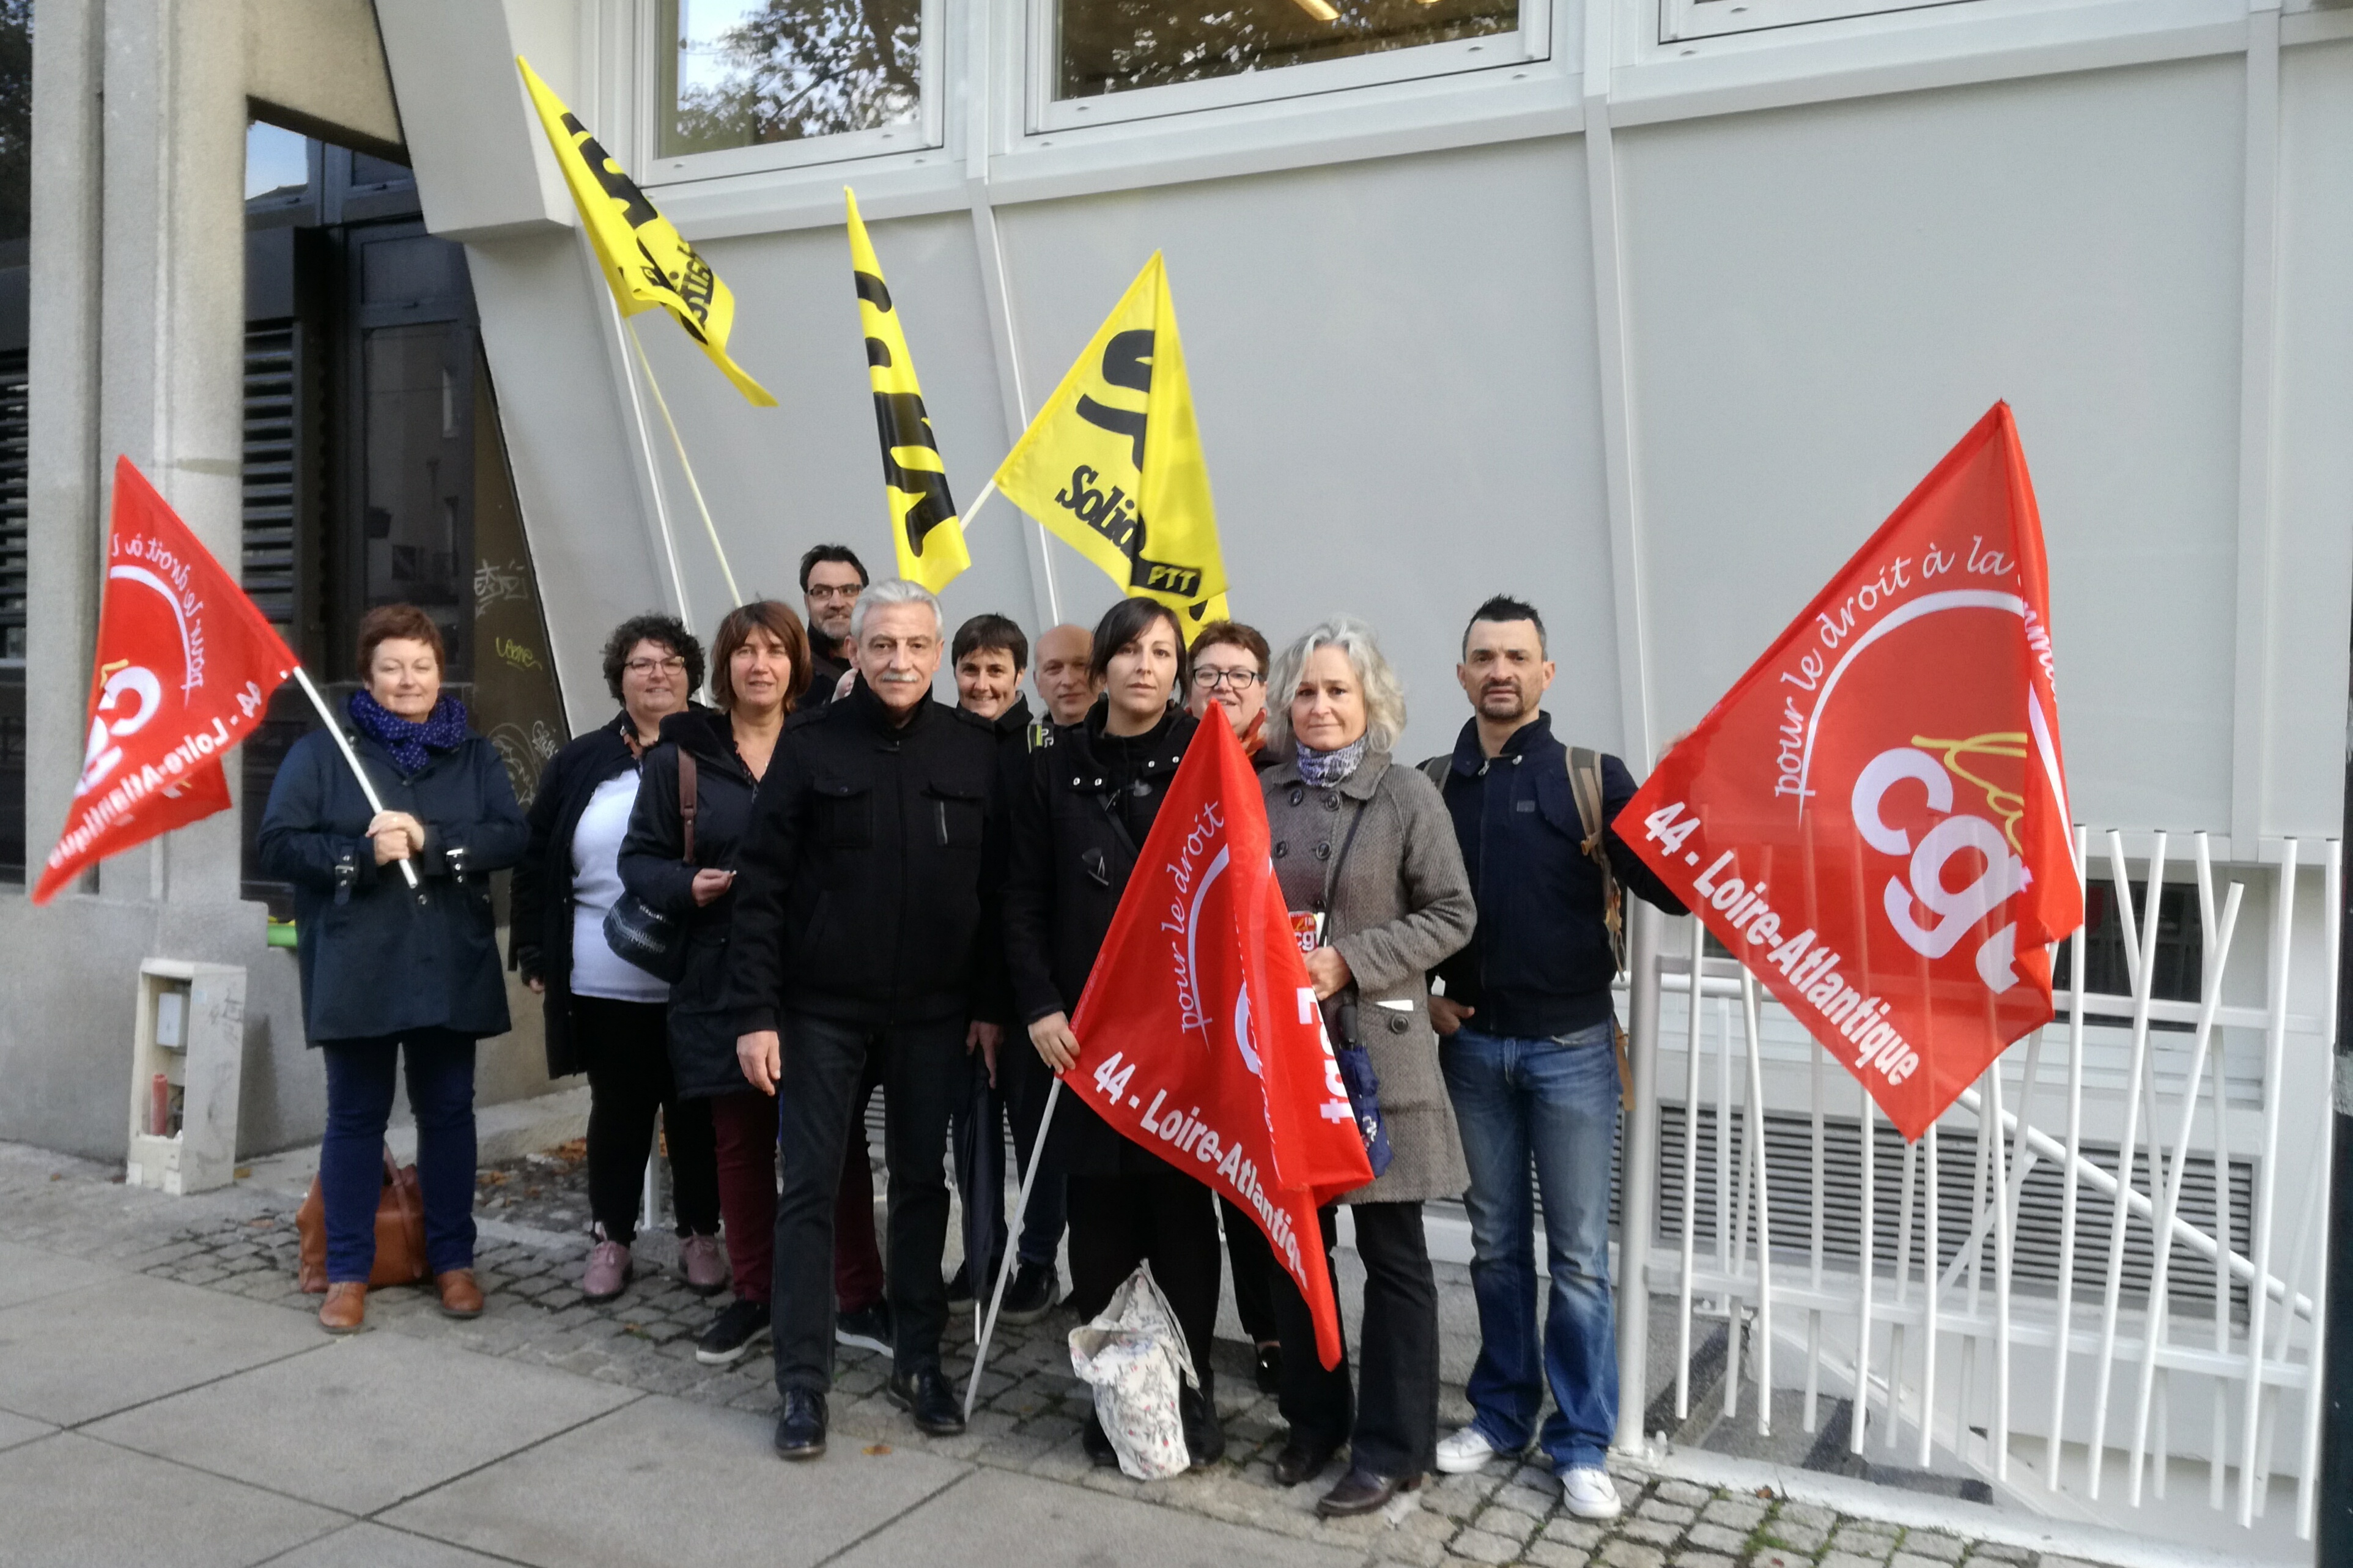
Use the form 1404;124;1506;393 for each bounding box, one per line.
887;1367;967;1436
835;1300;893;1356
944;1260;974;1306
998;1260;1057;1325
695;1298;771;1366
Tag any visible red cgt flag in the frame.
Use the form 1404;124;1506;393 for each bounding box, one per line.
1067;714;1374;1368
1619;404;2081;1140
34;458;300;903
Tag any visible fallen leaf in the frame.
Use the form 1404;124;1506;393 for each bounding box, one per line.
864;1443;892;1456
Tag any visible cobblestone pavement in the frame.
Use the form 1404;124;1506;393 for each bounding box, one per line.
0;1139;2133;1568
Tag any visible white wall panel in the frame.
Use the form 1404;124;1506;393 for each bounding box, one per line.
1617;57;2247;832
995;136;1616;767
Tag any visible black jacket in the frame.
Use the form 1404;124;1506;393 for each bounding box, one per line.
723;678;1005;1032
619;707;766;1100
1429;713;1686;1038
1002;702;1197;1176
807;634;852;708
257;722;528;1045
511;711;643;1079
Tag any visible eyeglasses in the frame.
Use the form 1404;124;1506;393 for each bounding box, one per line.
1192;667;1263;691
805;584;863;601
624;656;687;676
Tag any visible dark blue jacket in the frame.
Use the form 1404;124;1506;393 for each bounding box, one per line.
258;723;529;1045
1429;713;1685;1038
509;711;641;1079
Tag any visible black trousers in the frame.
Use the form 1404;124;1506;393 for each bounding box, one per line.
1065;1162;1221;1403
1273;1200;1439;1477
1222;1197;1282;1347
773;1010;964;1395
575;996;718;1244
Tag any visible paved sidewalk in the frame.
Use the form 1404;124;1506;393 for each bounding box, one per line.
0;1138;2139;1568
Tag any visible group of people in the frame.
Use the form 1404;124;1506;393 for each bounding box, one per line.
256;544;1685;1523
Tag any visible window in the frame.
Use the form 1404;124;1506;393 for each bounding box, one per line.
1038;0;1544;131
1658;0;1973;45
651;0;936;176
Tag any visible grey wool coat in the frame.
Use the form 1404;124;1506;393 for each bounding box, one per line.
1262;746;1478;1206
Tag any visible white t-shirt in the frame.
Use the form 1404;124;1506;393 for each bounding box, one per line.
570;769;670;1003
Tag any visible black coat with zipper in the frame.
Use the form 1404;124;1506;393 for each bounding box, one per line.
1002;702;1198;1177
257;721;528;1046
509;710;647;1081
618;706;764;1101
723;678;1007;1034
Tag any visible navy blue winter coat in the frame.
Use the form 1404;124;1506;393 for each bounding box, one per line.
258;722;529;1045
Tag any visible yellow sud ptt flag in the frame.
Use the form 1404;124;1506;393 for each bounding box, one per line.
517;57;775;407
846;188;969;594
992;253;1228;636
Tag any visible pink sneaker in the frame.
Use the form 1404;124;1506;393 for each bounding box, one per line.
582;1235;632;1303
679;1233;728;1296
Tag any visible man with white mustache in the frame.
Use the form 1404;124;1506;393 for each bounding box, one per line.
724;579;1008;1462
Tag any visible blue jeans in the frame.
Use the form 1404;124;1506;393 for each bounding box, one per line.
320;1029;478;1282
1441;1021;1619;1470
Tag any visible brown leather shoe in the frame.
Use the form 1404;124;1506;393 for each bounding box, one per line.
434;1268;485;1318
319;1281;367;1334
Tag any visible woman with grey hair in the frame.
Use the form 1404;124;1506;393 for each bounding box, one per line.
1259;615;1477;1517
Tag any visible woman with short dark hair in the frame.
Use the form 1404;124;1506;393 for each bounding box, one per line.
512;612;725;1303
259;603;530;1334
1003;595;1227;1468
621;600;816;1367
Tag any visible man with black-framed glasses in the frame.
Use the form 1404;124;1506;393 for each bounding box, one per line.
799;544;868;708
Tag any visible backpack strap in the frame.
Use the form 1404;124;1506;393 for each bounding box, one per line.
1417;756;1450;791
1565;746;1624;975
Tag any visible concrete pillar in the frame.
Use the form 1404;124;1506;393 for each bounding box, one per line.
96;0;251;902
23;0;105;896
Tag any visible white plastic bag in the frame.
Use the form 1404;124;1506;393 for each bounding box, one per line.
1068;1261;1195;1480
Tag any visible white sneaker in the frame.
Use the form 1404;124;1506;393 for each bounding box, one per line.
1435;1425;1504;1474
1558;1465;1622;1520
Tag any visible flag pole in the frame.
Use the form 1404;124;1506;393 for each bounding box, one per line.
965;1075;1062;1422
959;479;997;532
291;666;423;902
625;317;742;608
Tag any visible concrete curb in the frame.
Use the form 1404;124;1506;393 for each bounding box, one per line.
1626;1446;2300;1568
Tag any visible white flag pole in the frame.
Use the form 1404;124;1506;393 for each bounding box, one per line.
291;665;423;901
965;1075;1062;1422
626;317;744;608
959;478;997;532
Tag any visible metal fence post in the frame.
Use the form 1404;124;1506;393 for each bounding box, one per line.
1617;897;1666;1452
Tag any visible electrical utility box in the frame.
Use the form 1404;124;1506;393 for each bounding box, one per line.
126;960;246;1194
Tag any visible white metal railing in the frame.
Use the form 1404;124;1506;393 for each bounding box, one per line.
1616;829;2341;1544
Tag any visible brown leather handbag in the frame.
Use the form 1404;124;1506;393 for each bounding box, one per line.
297;1147;428;1292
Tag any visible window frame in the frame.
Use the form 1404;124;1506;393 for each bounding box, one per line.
1025;0;1552;134
631;0;952;188
1659;0;1975;43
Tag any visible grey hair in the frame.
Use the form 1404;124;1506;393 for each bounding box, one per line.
849;577;943;642
1265;615;1408;756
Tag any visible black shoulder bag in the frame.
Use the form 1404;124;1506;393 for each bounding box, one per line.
603;750;698;983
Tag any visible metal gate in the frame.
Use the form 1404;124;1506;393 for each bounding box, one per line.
1616;829;2340;1544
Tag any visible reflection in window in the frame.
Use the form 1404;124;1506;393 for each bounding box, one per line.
245;122;309;202
1057;0;1517;100
364;324;471;668
657;0;922;157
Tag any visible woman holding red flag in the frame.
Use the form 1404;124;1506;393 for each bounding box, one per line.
1003;596;1224;1470
259;605;529;1335
1258;615;1476;1517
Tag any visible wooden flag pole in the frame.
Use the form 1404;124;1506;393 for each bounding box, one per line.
965;1075;1062;1422
291;665;423;902
626;317;744;608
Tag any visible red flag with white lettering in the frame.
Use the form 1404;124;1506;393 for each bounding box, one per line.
1617;404;2080;1140
1067;714;1373;1367
34;458;300;903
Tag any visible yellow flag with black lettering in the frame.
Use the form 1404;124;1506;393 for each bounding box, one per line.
517;57;775;407
846;189;969;594
992;253;1228;637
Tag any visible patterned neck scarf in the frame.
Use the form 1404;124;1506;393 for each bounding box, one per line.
1295;734;1369;789
348;689;470;776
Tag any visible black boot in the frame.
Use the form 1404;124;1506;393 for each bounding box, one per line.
774;1390;827;1460
887;1368;967;1437
1181;1385;1225;1468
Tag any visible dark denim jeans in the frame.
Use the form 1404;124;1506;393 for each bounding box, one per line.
1441;1020;1619;1470
320;1029;478;1282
